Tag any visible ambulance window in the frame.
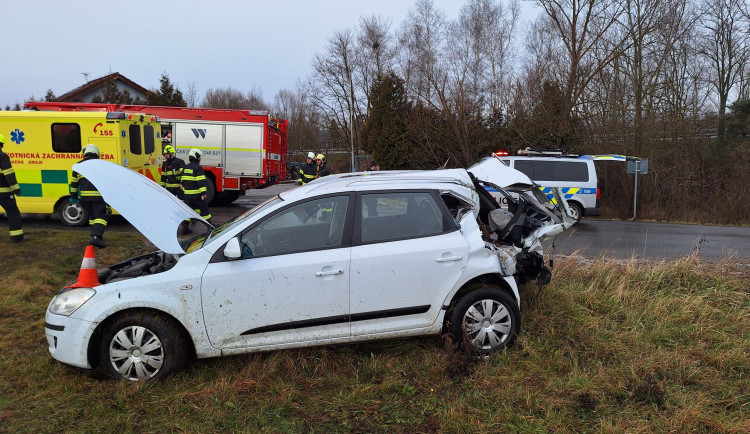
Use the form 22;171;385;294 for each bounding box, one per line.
129;125;142;154
51;123;81;153
143;125;155;154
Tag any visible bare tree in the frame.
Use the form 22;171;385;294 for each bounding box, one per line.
201;86;269;110
356;15;397;105
272;88;320;154
185;81;198;107
245;85;269;111
397;0;448;107
533;0;628;144
697;0;750;140
302;29;362;169
202;87;247;109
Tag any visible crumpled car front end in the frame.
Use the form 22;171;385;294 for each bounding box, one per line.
467;157;575;285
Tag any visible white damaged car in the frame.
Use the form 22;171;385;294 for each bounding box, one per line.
45;157;574;381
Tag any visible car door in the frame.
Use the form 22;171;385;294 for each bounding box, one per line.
349;190;469;335
200;194;353;350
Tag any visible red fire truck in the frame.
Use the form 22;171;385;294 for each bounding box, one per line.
25;102;287;204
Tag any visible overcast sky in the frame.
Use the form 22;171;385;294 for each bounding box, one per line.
1;0;538;109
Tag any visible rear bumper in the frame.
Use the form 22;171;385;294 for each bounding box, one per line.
585;207;602;217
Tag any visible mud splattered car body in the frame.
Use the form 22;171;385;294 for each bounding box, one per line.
45;158;573;381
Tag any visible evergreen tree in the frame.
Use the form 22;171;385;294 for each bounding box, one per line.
44;89;56;102
146;73;186;107
360;72;410;169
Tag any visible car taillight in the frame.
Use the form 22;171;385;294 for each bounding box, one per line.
596;188;601;200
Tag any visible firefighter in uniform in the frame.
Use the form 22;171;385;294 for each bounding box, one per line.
315;154;333;178
70;144;110;248
298;151;317;185
181;148;212;233
0;134;24;243
160;144;185;197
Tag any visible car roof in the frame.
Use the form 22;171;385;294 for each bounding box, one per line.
503;156;591;162
280;169;475;202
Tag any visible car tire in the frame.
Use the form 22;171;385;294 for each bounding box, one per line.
98;312;189;382
58;200;89;227
205;177;216;206
449;287;520;354
567;202;583;222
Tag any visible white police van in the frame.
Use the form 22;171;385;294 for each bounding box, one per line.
495;149;609;221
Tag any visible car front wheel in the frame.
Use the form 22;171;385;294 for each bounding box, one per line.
449;287;520;354
98;312;188;382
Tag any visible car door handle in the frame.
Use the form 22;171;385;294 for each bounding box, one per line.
435;255;463;263
315;269;344;277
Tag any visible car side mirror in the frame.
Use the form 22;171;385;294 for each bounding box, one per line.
223;237;242;260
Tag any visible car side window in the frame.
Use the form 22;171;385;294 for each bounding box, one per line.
359;192;445;243
239;196;349;257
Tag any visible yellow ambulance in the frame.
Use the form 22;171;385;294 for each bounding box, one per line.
0;111;161;225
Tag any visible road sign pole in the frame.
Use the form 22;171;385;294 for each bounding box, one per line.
633;160;640;220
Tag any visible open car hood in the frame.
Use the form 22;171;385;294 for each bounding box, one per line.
72;159;211;254
467;156;535;188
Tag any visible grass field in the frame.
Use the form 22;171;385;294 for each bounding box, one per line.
1;228;748;432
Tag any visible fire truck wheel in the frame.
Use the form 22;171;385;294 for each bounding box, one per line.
224;191;241;203
205;177;216;206
58;200;89;227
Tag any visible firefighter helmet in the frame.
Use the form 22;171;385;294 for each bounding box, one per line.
306;151;315;159
188;148;202;160
82;144;100;158
0;134;5;145
163;144;176;155
316;154;325;161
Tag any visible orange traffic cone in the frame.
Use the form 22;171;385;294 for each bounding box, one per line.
66;245;101;288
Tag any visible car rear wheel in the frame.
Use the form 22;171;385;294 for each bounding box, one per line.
98;312;188;382
58;200;88;227
449;287;520;354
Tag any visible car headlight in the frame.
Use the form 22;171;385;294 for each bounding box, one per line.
48;288;96;316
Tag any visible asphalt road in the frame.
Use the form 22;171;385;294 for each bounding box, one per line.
8;182;750;261
553;219;749;260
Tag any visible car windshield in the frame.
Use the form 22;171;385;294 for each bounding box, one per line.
184;196;283;254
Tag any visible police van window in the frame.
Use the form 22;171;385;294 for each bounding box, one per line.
51;123;82;153
515;161;534;178
556;161;589;182
532;161;556;181
129;124;142;155
143;125;155;154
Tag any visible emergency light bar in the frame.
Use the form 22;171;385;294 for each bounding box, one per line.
108;112;159;122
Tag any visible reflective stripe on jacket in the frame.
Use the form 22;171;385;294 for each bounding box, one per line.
70;158;103;201
181;162;207;198
298;162;317;184
161;157;185;189
0;151;20;196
